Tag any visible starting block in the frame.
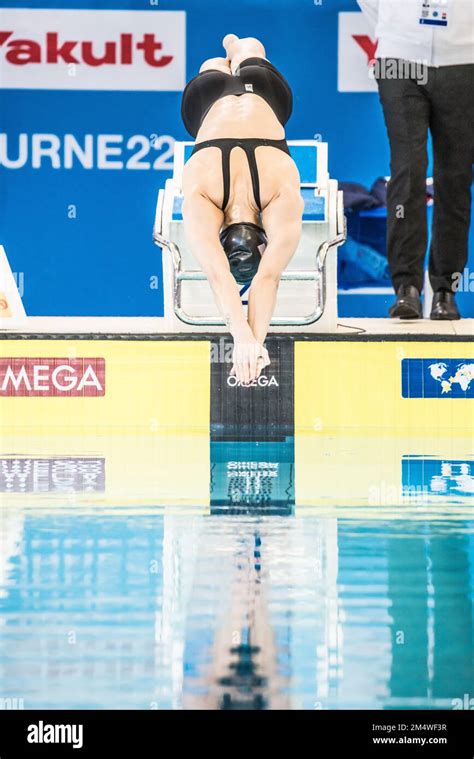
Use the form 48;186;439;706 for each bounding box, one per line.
153;140;346;333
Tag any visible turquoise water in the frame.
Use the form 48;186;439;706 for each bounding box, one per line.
0;508;472;709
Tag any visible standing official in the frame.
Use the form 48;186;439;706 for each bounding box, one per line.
358;0;474;319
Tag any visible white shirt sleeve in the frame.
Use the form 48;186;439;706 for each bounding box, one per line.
356;0;380;31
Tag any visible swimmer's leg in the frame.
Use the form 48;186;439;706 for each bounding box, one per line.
222;35;267;74
199;56;232;75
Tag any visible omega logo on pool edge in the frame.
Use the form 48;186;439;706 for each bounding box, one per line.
0;357;105;396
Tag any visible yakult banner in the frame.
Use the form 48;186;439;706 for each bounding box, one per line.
0;9;186;90
338;12;378;93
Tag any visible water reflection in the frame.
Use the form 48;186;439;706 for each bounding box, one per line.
0;457;105;494
210;439;294;515
0;435;472;709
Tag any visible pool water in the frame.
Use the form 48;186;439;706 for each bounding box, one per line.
0;437;472;710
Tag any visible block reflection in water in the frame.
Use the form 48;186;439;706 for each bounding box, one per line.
210;440;294;516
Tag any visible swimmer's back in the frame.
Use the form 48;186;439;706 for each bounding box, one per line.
183;138;301;218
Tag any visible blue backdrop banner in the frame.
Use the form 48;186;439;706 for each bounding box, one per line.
0;1;471;316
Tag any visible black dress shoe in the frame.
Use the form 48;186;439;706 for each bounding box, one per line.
389;285;422;319
430;290;461;320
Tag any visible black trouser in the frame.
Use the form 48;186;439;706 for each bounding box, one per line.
376;61;474;293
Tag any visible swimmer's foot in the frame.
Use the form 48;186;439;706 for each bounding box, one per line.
222;34;239;59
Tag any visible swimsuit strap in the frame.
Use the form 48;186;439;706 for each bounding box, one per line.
220;142;232;212
191;138;289;212
243;143;263;212
220;141;262;212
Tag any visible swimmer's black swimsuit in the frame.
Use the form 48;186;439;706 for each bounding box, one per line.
181;57;293;137
190;137;290;212
181;57;293;212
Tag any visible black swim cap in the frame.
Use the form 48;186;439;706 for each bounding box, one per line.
220;223;267;286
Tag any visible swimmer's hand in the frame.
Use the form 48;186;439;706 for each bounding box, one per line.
257;346;270;377
231;340;270;385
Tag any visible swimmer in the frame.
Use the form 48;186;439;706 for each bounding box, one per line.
181;35;304;384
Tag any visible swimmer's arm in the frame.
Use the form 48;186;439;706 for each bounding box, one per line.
182;190;254;341
247;186;304;344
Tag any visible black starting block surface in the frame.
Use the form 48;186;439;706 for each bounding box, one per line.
210;338;294;441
